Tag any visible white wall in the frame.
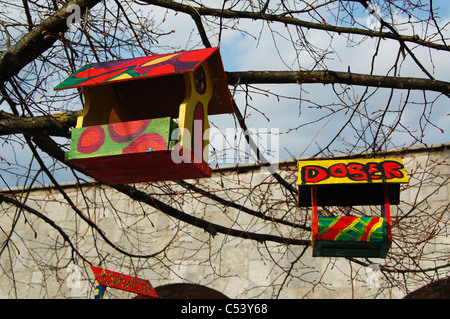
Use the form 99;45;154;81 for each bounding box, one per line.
0;143;448;299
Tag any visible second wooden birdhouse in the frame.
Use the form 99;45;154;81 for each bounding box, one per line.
55;47;233;184
298;158;409;258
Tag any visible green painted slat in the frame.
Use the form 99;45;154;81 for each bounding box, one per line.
66;117;177;161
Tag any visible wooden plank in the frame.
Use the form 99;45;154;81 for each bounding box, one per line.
315;216;389;241
313;240;391;258
298;158;408;207
298;183;401;207
94;284;106;299
177;64;213;162
66;117;213;184
90;266;159;299
68;148;212;184
66;117;176;161
298;158;409;185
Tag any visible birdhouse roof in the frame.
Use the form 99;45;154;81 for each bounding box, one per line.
297;158;409;207
54;47;233;115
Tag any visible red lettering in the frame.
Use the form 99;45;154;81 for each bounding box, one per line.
302;166;328;183
382;161;404;180
347;163;368;181
329;163;347;178
367;162;382;180
301;160;405;184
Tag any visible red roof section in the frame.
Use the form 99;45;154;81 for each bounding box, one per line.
55;47;219;90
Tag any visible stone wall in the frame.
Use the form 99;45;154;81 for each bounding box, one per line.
0;143;448;299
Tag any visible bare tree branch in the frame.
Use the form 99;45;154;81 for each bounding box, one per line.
226;70;450;95
140;0;450;51
0;111;78;137
0;0;101;85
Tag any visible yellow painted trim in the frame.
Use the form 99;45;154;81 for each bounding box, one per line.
141;53;180;67
75;85;123;128
177;62;213;162
108;73;133;81
367;218;384;241
76;87;91;128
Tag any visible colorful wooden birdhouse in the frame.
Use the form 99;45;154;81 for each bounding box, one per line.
298;158;409;258
55;47;233;184
90;266;159;299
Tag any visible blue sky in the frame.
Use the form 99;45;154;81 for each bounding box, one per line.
212;1;450;162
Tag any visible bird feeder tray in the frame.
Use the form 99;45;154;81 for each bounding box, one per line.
297;158;409;258
55;47;233;184
312;215;392;258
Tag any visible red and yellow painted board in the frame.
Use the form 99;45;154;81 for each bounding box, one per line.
55;48;219;90
90;266;159;299
316;216;388;242
298;158;409;186
298;158;409;207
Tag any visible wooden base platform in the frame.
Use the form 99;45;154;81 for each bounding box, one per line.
67;148;212;185
312;216;392;258
65;117;212;184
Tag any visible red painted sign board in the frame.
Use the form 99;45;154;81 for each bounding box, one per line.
90;266;159;299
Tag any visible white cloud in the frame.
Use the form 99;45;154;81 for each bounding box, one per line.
212;4;450;160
